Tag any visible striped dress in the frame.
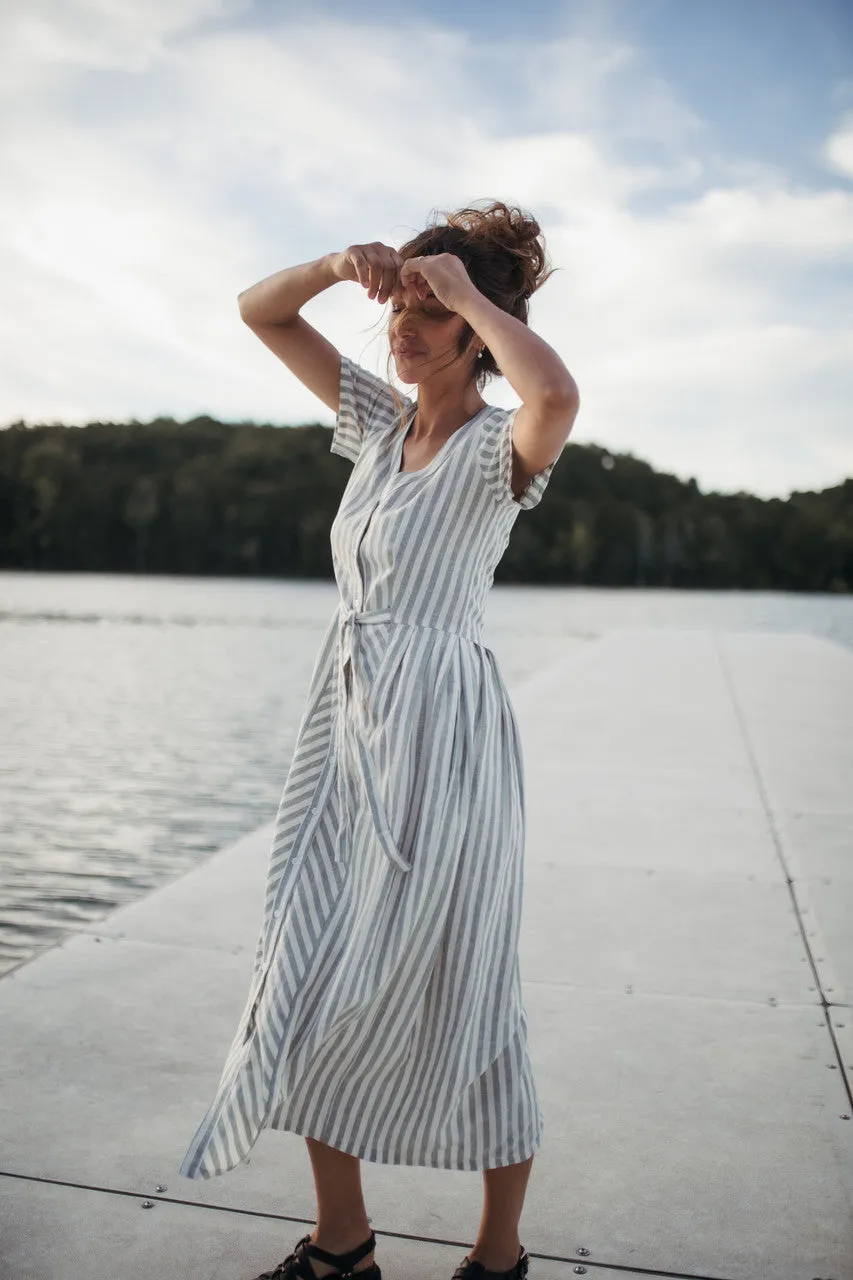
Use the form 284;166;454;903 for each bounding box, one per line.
179;356;561;1178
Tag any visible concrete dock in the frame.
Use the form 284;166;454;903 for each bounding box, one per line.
1;629;851;1280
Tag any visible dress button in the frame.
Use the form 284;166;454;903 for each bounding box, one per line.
273;909;281;919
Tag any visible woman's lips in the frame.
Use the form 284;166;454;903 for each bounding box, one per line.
393;345;422;358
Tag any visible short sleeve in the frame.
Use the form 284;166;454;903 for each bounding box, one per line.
330;355;410;464
477;406;562;511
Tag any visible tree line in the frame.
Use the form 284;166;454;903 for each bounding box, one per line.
0;415;849;591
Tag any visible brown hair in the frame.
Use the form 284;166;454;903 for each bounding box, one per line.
385;200;553;403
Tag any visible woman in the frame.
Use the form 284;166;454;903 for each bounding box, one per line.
179;201;579;1280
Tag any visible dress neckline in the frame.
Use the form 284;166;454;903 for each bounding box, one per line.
391;401;490;482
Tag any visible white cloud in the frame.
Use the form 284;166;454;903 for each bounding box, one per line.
0;3;851;497
823;114;853;180
1;0;246;72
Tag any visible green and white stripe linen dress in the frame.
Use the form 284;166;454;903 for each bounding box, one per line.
179;356;561;1178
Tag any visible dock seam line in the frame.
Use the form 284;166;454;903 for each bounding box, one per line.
0;1169;737;1280
714;631;853;1111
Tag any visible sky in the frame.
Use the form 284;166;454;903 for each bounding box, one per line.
1;0;851;498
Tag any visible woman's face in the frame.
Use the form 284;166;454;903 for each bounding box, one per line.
387;276;473;385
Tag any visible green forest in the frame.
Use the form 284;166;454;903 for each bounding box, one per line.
0;415;850;591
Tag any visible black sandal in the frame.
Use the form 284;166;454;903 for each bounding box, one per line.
253;1229;381;1280
452;1245;530;1280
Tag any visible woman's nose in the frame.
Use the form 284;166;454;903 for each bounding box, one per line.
393;309;420;339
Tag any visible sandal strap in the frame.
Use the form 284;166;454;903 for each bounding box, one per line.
304;1228;377;1274
256;1233;315;1280
453;1246;529;1280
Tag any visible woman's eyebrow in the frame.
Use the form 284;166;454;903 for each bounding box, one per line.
390;293;451;313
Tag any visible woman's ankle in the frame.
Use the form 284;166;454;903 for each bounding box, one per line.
310;1220;372;1247
468;1238;522;1273
308;1222;375;1273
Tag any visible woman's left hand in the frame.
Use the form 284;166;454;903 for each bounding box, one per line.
398;253;477;313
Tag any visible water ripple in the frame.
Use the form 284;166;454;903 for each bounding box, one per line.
1;571;851;977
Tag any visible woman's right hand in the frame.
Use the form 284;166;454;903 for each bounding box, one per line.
329;243;403;305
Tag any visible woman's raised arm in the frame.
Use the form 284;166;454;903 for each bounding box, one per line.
238;244;402;413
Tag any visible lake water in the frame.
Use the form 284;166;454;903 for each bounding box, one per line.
1;570;851;977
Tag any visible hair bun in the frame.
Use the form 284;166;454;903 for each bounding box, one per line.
444;201;551;299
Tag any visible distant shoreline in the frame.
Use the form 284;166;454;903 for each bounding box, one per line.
1;418;850;592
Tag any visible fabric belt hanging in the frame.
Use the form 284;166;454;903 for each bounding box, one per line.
335;603;413;873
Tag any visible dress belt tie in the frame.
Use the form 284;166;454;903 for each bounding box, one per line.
335;604;412;873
